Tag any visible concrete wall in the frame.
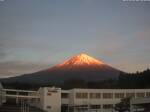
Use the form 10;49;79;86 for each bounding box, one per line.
38;87;61;112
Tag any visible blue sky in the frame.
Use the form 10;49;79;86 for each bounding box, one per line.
0;0;150;77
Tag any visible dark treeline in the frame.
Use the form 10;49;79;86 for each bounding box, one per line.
2;68;150;90
118;68;150;89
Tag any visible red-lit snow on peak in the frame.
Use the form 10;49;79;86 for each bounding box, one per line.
57;53;104;68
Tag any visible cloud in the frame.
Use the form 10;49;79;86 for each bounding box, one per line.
0;37;64;63
90;30;127;56
113;58;149;73
135;29;150;44
0;61;51;78
126;29;150;52
82;0;93;5
111;29;150;72
0;49;6;60
0;40;7;60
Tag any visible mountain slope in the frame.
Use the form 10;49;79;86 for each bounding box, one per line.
1;53;121;85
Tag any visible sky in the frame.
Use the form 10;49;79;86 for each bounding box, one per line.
0;0;150;78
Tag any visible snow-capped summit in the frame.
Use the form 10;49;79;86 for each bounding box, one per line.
57;53;104;67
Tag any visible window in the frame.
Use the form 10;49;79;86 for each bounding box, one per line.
47;92;51;96
146;92;150;97
115;93;124;98
103;104;113;109
6;91;16;95
90;93;101;99
76;105;88;111
126;93;135;98
61;93;69;98
136;92;145;98
103;93;113;99
47;106;51;109
76;93;88;99
90;105;101;109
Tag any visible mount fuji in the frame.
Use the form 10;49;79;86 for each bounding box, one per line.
1;53;121;85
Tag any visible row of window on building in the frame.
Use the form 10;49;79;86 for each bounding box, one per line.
90;104;113;109
74;92;150;99
72;104;113;109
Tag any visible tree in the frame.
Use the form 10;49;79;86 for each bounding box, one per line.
114;97;130;112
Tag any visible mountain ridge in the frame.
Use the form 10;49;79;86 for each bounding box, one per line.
0;53;121;85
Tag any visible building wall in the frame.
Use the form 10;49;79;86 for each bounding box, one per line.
0;83;6;106
38;87;61;112
28;87;150;112
1;85;150;112
61;89;150;112
130;97;150;112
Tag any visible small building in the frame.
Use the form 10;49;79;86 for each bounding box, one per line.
130;97;150;112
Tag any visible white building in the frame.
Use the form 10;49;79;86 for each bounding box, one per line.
61;88;150;112
1;86;150;112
